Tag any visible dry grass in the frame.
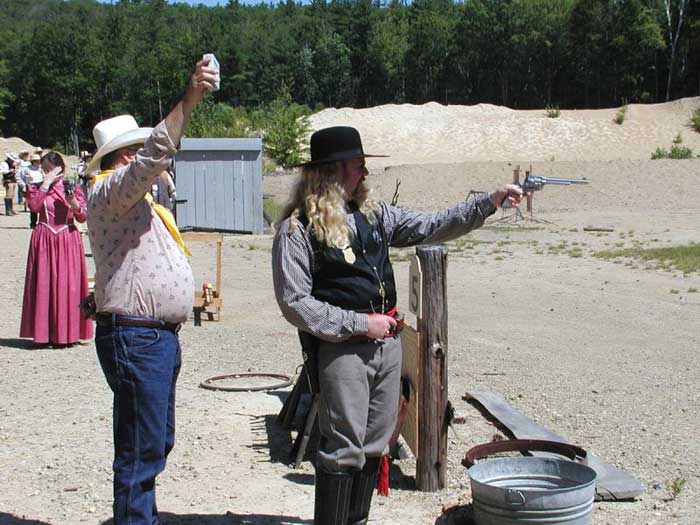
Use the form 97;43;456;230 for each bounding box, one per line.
594;243;700;274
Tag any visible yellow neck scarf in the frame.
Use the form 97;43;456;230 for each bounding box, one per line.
93;170;191;256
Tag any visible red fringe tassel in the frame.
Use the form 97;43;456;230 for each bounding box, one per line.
377;455;390;497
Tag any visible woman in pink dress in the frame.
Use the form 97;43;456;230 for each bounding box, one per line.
20;151;93;347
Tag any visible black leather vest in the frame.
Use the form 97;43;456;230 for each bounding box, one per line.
303;206;397;314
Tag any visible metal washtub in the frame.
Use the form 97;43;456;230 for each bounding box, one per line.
468;457;597;524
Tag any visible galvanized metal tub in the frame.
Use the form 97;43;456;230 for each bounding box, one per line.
468;457;597;524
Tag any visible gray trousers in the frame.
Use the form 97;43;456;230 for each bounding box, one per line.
316;336;402;473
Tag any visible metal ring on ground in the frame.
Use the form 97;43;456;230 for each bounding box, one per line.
200;372;293;392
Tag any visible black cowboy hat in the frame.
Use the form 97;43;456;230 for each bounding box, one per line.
294;126;388;167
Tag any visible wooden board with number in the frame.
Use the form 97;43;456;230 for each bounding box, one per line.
400;325;421;457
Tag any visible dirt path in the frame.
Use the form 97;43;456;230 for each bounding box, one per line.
2;97;700;524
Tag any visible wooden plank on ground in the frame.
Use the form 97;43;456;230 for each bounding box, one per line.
464;390;645;501
400;325;420;458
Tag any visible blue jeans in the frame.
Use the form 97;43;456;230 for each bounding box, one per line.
96;319;181;525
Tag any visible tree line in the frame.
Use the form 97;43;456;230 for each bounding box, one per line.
0;0;697;154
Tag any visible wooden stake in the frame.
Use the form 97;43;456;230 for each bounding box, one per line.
415;245;448;492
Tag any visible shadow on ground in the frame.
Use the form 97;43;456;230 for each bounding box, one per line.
0;513;51;525
434;504;475;525
244;413;295;465
100;512;313;524
0;338;39;350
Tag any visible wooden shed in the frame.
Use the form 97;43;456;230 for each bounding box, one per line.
174;137;263;233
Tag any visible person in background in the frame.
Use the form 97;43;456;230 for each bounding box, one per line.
20;153;44;228
17;150;30;210
77;150;93;195
1;153;20;215
20;151;92;347
87;57;217;525
272;126;523;525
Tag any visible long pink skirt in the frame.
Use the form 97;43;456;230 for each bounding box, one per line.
20;224;93;344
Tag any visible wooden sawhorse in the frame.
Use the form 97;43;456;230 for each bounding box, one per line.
181;231;223;326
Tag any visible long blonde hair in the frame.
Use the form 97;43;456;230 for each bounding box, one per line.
278;161;377;249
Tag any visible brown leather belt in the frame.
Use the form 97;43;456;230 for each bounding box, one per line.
96;313;182;334
462;439;588;468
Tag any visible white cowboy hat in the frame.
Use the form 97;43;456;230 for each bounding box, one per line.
87;115;153;174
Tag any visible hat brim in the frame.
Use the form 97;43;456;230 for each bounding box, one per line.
86;127;153;174
292;153;389;169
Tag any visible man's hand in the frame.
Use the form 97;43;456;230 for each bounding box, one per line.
490;183;524;208
165;57;222;148
183;58;220;111
367;313;397;340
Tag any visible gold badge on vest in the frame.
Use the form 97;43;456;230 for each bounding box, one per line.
342;245;356;265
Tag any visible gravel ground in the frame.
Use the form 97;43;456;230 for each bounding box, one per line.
1;160;699;525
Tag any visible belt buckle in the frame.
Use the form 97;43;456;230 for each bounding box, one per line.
173;323;182;334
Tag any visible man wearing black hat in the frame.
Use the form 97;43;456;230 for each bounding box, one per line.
272;126;523;524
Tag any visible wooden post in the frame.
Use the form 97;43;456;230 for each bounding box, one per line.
415;245;448;492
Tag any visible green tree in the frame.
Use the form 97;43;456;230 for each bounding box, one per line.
313;31;353;107
368;3;410;103
406;0;458;103
0;60;13;123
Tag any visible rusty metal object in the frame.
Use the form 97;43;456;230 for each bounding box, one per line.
463;439;588;468
200;372;292;392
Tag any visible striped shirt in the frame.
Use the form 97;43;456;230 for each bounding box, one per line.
271;193;495;342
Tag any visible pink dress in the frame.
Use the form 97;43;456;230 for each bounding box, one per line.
20;179;93;344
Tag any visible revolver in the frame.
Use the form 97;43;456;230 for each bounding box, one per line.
503;166;589;207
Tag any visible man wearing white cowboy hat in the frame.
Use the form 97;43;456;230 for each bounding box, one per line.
87;57;218;525
76;150;92;195
19;153;43;228
17;150;30;210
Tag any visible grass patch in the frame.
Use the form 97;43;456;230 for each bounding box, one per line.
691;108;700;133
651;133;694;159
613;104;628;125
593;244;700;274
545;105;561;118
667;477;686;500
482;225;543;233
450;238;489;252
263;196;285;226
389;248;413;262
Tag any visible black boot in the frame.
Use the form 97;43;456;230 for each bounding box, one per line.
314;468;353;525
3;199;9;216
347;456;381;525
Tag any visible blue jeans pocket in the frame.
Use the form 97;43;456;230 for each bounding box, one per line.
119;328;160;350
